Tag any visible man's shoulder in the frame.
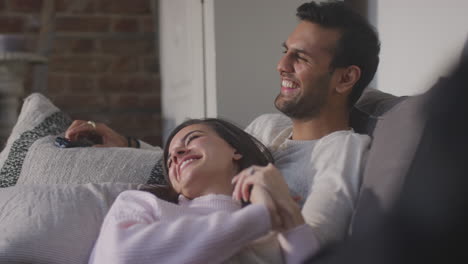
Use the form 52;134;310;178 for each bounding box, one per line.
246;113;291;130
317;130;371;151
245;113;292;142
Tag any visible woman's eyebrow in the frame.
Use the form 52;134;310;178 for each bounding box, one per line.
181;130;204;142
168;130;205;160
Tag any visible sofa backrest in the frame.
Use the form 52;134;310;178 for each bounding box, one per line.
349;86;433;235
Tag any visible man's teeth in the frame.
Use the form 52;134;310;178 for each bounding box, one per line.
282;80;299;88
180;158;197;169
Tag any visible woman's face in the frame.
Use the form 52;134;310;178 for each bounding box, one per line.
166;124;243;199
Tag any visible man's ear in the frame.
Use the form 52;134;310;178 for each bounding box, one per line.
335;65;361;95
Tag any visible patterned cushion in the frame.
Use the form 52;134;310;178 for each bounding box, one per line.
0;93;166;187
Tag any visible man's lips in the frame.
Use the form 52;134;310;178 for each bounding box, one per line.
281;79;300;89
281;79;300;95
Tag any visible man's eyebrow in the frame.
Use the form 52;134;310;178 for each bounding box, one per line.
282;42;312;57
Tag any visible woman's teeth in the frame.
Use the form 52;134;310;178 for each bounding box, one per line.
180;158;198;170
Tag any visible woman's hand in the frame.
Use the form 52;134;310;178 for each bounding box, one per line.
249;185;282;230
65;120;128;147
232;163;305;231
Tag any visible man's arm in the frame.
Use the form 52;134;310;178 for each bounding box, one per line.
301;132;371;246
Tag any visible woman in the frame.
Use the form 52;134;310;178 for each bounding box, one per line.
88;118;317;264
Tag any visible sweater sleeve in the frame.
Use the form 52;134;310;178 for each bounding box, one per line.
88;191;271;264
301;132;371;247
278;224;319;264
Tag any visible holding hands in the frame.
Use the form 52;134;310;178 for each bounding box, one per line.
232;163;305;232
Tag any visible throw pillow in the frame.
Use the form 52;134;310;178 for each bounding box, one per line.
0;93;165;187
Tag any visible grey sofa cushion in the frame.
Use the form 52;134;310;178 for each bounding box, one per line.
350;88;433;236
350;88;407;136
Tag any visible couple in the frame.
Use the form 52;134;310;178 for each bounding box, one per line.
70;1;379;263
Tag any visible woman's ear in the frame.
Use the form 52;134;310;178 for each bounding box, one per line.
233;150;243;161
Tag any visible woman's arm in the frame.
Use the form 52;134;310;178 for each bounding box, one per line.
89;191;271;264
233;164;321;263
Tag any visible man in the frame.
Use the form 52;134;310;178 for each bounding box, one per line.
66;1;380;260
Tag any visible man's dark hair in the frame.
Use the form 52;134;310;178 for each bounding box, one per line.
297;1;380;107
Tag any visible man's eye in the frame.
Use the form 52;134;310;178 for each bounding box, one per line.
296;54;307;61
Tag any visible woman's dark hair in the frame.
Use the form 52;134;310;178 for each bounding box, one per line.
163;118;274;180
296;1;380;108
143;118;274;203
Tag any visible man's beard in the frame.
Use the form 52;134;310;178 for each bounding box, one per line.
274;75;330;120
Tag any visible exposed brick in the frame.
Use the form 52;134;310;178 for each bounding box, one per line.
141;56;159;73
0;16;25;33
51;94;108;112
68;75;96;93
140;94;161;109
0;0;6;11
127;75;160;93
7;0;43;13
103;112;161;146
99;74;159;93
140;16;155;33
98;75;127;92
47;73;68;94
24;15;41;33
107;93;159;110
98;0;150;15
100;38;154;55
109;56;139;73
55;16;110;33
55;0;96;14
140;135;161;147
53;38;96;54
109;94;140;109
54;0;68;12
49;55;112;74
112;17;139;33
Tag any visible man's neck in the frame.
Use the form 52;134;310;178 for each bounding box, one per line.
290;110;350;140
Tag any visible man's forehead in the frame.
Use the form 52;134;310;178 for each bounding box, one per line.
286;21;340;53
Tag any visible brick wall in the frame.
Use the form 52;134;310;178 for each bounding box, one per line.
0;0;162;147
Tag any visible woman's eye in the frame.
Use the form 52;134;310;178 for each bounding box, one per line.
186;134;200;145
167;160;172;168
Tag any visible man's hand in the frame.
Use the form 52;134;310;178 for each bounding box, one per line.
65;120;128;148
232;163;305;231
249;185;282;230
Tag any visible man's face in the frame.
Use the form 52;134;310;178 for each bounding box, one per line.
275;21;341;119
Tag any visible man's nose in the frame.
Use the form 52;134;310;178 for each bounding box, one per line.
277;53;294;74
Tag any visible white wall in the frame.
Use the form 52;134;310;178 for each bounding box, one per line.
375;0;468;96
209;0;310;128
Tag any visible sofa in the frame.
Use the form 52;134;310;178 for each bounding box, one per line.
0;55;466;263
312;53;468;263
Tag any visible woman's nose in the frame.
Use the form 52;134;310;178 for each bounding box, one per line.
172;147;187;163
